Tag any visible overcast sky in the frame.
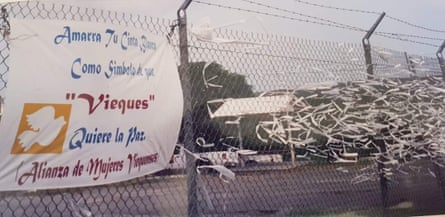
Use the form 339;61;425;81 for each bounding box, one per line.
38;0;445;56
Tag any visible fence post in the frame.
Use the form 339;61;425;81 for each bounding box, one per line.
176;1;198;217
404;52;416;76
362;12;388;208
436;40;445;80
362;12;385;79
374;138;388;208
433;161;445;200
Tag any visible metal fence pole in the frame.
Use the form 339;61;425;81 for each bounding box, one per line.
435;40;445;199
374;138;388;208
362;12;388;208
177;1;198;217
362;12;385;79
433;161;445;200
404;52;416;76
436;40;445;80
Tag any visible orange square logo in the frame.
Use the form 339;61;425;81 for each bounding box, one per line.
11;103;71;154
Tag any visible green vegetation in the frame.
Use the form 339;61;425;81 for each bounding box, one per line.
178;62;256;151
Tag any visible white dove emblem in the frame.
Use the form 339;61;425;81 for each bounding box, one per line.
18;106;66;151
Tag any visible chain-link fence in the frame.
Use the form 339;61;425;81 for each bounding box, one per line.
0;1;445;217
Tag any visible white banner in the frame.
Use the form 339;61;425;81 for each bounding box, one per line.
0;19;183;191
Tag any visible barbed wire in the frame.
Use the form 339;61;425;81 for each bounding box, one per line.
375;32;444;41
194;0;440;48
292;0;380;15
385;15;445;34
237;0;365;32
375;33;438;47
238;0;444;42
193;0;363;32
291;0;445;34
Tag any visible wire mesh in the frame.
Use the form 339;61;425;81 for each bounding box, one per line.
0;1;444;217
